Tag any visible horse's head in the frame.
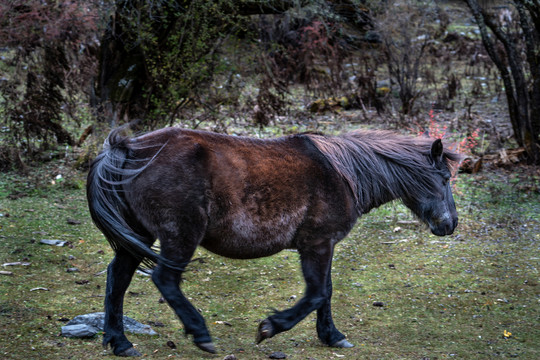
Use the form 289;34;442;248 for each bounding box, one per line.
402;139;458;236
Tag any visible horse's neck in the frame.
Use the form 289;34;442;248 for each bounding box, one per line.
356;161;403;214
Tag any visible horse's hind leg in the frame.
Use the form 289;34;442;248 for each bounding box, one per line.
150;214;214;354
151;263;215;353
103;249;142;356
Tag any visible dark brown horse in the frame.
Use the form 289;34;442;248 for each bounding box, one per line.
87;127;460;356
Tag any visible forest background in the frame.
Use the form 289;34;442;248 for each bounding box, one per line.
0;1;539;359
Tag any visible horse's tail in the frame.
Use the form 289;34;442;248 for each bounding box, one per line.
86;128;180;270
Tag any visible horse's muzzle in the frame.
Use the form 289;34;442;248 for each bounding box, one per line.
430;217;458;236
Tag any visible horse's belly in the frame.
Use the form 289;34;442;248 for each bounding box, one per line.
201;212;301;259
201;236;290;259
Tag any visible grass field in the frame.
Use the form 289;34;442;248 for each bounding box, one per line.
1;163;539;359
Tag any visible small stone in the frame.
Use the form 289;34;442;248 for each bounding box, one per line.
269;351;287;359
223;355;238;360
40;239;67;247
2;261;31;267
148;321;165;327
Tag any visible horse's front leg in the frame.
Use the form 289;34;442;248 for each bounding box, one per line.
316;275;354;348
256;243;335;344
103;250;142;356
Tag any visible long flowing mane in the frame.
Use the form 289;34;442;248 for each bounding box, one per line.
306;130;460;212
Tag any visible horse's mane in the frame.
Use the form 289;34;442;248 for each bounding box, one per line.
306;130;461;212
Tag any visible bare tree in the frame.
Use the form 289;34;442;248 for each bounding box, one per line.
379;0;437;116
464;0;540;163
0;0;100;165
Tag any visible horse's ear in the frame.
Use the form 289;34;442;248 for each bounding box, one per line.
431;138;444;161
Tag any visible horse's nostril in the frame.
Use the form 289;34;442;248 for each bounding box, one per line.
446;219;458;235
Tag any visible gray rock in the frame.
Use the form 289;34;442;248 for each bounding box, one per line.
61;324;98;338
62;312;157;338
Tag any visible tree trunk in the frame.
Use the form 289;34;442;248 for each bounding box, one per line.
464;0;540;163
95;1;150;127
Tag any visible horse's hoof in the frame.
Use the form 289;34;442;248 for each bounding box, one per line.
332;339;354;348
117;347;142;357
256;319;274;344
196;341;217;354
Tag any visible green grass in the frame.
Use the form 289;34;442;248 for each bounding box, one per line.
0;165;539;359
